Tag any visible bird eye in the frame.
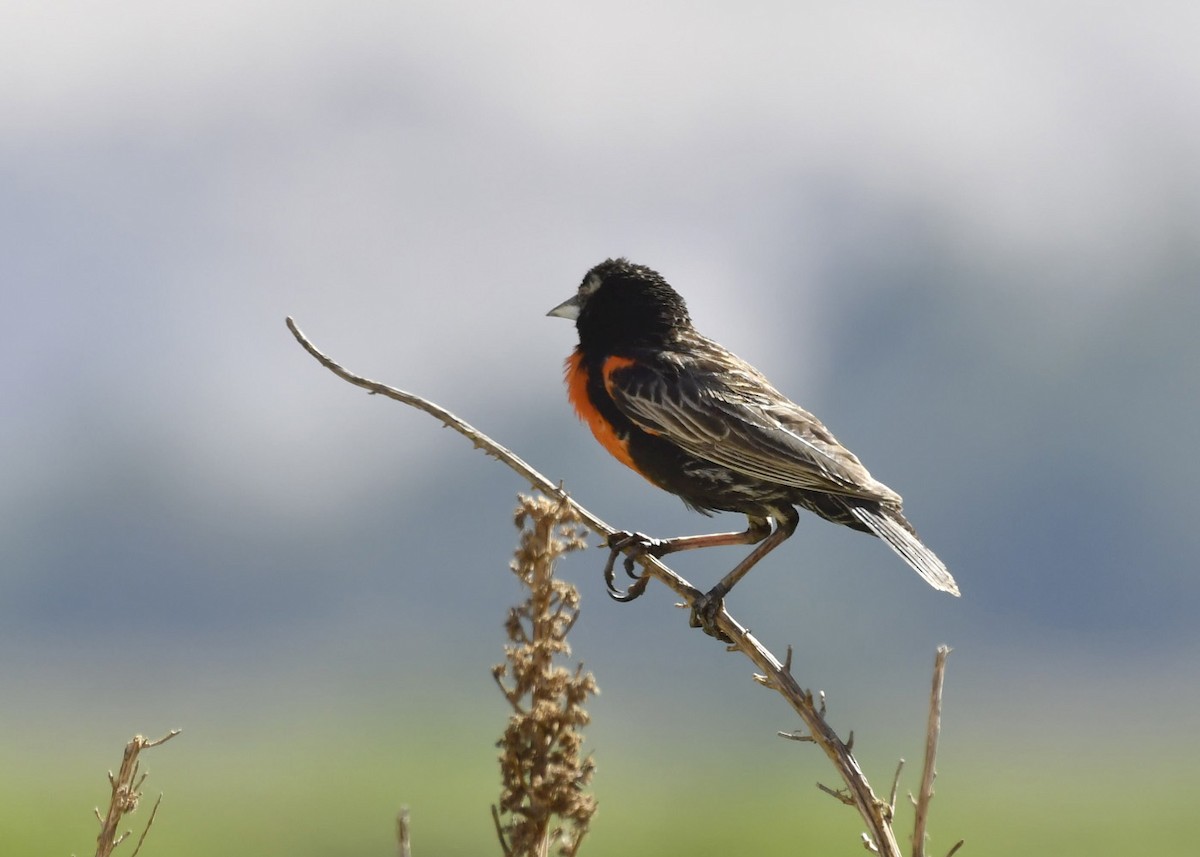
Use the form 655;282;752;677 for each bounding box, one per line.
579;273;601;298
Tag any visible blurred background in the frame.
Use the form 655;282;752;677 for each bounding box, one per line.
3;2;1197;855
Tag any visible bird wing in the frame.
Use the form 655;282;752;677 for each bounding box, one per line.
602;343;900;504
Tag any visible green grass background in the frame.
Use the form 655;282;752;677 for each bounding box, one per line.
5;697;1194;857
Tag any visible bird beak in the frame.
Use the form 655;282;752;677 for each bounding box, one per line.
546;294;581;320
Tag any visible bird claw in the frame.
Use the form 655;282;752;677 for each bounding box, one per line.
602;531;661;602
688;589;734;643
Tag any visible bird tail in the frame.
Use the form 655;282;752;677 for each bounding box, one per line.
850;506;961;597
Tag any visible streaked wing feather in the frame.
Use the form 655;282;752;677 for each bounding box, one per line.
606;349;894;502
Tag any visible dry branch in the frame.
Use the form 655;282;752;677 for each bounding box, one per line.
92;730;180;857
397;807;412;857
912;646;960;857
286;317;955;856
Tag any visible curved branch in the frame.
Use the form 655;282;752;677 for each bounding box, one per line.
286;316;907;856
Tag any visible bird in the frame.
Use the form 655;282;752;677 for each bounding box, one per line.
547;257;959;635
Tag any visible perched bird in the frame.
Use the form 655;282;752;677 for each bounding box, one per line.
548;258;959;634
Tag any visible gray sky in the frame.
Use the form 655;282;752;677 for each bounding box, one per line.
6;2;1196;510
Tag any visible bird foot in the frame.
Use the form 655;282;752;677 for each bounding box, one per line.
688;587;733;643
602;531;663;602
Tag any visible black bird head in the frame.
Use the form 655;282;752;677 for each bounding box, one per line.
547;258;691;350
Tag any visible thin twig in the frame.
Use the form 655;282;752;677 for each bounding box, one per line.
127;794;162;857
491;805;513;857
284;318;689;593
912;646;951;857
889;759;905;815
397;807;412;857
287;317;910;856
817;782;855;806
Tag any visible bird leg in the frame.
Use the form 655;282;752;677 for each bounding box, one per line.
602;518;772;602
690;508;800;639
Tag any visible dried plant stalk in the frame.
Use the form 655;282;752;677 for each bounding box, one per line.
92;730;180;857
912;646;960;857
492;494;597;857
396;807;412;857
